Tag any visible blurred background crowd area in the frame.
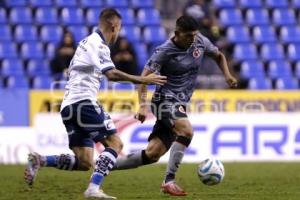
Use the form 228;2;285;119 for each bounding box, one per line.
0;0;299;90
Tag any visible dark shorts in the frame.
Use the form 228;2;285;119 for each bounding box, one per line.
149;100;188;150
60;100;117;149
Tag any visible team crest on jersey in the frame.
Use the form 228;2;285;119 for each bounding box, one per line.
193;49;201;58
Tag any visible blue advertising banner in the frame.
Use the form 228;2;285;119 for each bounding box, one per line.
0;89;28;126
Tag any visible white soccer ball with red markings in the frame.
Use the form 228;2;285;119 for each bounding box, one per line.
197;158;225;185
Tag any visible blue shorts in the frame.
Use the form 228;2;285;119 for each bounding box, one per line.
60;100;117;149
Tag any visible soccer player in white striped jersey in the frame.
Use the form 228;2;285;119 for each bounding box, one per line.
24;8;166;199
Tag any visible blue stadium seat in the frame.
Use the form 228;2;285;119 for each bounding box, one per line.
239;0;262;8
147;85;156;91
227;26;250;43
0;42;17;58
14;25;38;42
40;25;63;44
35;8;58;25
32;75;53;89
106;0;129;8
0;8;7;24
214;0;235;8
240;60;264;79
267;60;292;79
45;43;56;59
143;26;167;44
275;77;299;89
10;7;32;24
0;25;12;41
233;44;258;61
291;0;300;8
265;0;288;8
6;75;29;89
30;0;52;7
261;43;284;61
61;8;84;25
1;59;24;76
117;8;135;25
130;0;154;8
137;8;160;26
121;26;142;42
295;62;300;78
80;0;103;8
280;26;300;44
272;9;296;26
219;9;243;27
287;44;300;61
248;77;272;90
133;43;148;73
5;0;27;7
0;77;3;88
67;25;89;43
55;0;77;7
253;26;277;44
246;9;270;26
112;82;135;90
20;42;44;59
86;8;102;26
27;59;50;77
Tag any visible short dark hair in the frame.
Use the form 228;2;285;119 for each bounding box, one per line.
99;8;122;21
176;15;199;32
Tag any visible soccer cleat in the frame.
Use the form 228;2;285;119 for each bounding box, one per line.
160;181;187;196
84;188;117;199
24;152;42;186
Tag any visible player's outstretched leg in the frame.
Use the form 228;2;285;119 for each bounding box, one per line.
24;152;42;186
24;152;79;186
84;148;117;199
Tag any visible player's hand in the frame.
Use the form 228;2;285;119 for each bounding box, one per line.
134;106;147;123
142;73;167;85
225;75;238;88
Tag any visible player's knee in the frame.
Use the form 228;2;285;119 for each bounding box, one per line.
176;126;193;138
145;150;161;163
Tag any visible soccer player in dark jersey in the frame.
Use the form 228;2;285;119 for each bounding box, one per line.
113;15;237;196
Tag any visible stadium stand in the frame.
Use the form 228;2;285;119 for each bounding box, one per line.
0;0;299;90
0;0;168;89
215;0;300;89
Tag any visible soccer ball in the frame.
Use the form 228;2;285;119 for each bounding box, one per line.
197;158;225;186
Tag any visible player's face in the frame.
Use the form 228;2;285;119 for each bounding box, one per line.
177;30;198;49
110;20;122;45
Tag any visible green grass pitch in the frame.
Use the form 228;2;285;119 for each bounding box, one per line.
1;163;300;200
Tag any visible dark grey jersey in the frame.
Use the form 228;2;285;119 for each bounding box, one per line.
145;33;218;103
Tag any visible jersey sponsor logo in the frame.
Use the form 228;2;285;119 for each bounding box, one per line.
193;49;201;58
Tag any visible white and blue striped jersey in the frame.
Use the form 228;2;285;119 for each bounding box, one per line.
61;30;115;111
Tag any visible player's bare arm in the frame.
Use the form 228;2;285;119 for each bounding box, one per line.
104;68;167;85
135;67;154;123
207;50;238;88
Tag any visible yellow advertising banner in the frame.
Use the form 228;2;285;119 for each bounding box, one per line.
30;90;300;125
